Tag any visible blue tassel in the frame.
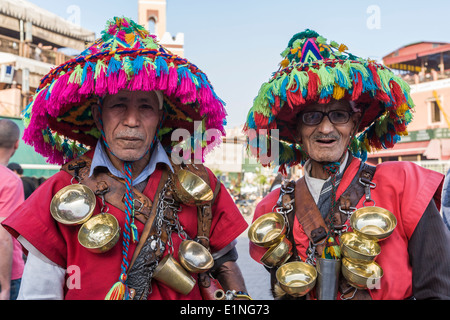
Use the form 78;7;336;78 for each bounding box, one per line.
155;56;168;76
132;55;145;74
107;57;122;76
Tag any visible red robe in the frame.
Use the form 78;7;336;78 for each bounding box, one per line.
3;152;248;300
250;158;444;300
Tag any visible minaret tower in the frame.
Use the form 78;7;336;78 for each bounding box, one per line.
138;0;184;57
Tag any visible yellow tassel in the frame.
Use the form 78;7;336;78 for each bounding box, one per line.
333;85;346;100
125;33;135;45
280;58;289;68
396;103;409;116
290;47;299;55
338;44;348;52
105;281;127;300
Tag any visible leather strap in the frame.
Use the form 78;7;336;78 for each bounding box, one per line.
170;162;223;290
61;156;155;225
290;162;377;300
294;177;329;256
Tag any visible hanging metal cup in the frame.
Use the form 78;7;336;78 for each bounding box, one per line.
178;240;214;273
50;184;96;225
315;258;341;300
153;254;196;295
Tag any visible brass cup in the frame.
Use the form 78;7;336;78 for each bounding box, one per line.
50;184;96;225
340;232;381;263
172;169;214;206
153;254;196;295
350;206;397;241
178;240;214;273
341;257;383;290
248;212;287;247
78;213;120;253
260;235;293;268
275;261;317;297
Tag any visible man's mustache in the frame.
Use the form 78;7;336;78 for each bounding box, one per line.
115;130;146;139
312;134;340;140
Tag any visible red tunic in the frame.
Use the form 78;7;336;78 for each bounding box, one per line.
3;153;248;300
250;158;444;300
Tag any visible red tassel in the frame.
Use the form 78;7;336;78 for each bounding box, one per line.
351;72;363;101
307;70;319;101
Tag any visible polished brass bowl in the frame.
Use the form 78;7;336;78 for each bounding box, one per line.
276;261;317;297
350;206;397;241
50;184;96;225
248;212;286;248
173;169;214;206
78;213;120;253
178;240;214;273
341;258;383;290
340;232;381;263
260;235;293;268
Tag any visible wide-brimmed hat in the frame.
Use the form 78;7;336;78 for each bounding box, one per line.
244;29;414;171
22;17;226;165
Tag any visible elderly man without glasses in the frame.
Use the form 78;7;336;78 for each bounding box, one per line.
2;17;249;300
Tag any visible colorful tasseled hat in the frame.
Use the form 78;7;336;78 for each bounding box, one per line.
22;17;227;165
244;29;414;173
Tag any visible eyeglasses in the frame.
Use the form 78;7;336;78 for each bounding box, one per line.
300;110;353;126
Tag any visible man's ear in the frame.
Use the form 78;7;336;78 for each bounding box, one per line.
91;104;101;128
351;112;362;131
295;122;303;144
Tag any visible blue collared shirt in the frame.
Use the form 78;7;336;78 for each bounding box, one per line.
89;139;173;186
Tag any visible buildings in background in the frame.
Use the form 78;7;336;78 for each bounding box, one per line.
371;41;450;174
0;0;95;117
138;0;184;57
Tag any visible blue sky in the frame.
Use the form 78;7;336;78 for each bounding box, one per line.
28;0;450;127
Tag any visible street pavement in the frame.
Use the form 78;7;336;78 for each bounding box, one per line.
235;213;273;300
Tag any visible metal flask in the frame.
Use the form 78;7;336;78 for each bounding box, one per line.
316;258;341;300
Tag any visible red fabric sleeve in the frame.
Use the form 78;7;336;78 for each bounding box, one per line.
2;171;73;267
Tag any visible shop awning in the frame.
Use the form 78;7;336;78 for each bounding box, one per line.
367;140;430;158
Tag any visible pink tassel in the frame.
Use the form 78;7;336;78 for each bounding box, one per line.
48;73;70;108
79;71;94;95
95;72;108;97
107;73;119;95
142;66;157;92
61;83;81;103
116;69;128;92
166;67;178;96
157;71;168;91
128;70;144;91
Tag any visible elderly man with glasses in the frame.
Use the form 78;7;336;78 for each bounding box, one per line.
245;29;450;300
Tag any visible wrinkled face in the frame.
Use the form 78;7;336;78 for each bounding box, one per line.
296;100;361;164
92;90;161;162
